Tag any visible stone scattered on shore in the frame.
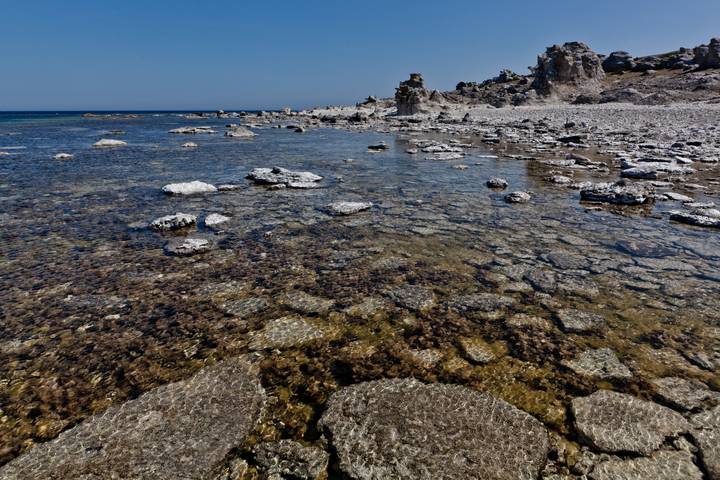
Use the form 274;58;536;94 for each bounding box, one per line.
149;212;197;231
505;191;531;203
169;126;216;134
163;236;213;256
580;181;654;205
93;138;127;148
327;201;373;215
246;166;323;189
572;390;690;455
162;180;218;195
204;213;230;227
563;348;632;380
252;440;329;480
0;358;265;480
318;378;549;480
53;153;73;160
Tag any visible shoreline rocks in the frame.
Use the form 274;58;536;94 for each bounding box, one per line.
149;212;197;231
246;166;323;189
93;138;127;148
162;180;217;195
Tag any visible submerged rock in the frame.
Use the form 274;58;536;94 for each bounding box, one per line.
149;212;197;231
327;201;373;215
556;309;607;333
248;316;328;350
169;126;216;134
0;358;265;480
652;377;720;411
252;440;329;480
162;180;218;195
246;166;323;189
691;405;720;480
447;293;516;313
572;390;690;455
580;180;654;205
460;338;497;364
280;290;334;315
164;236;213;256
589;450;702;480
385;285;435;312
93;138;127;148
563;348;632;380
318;378;549;480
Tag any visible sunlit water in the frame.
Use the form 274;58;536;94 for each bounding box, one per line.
0;113;718;461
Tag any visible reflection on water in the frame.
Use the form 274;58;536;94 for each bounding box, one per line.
0;114;718;462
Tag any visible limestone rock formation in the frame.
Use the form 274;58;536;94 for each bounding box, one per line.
589;450;703;480
533;42;605;96
694;38;720;69
602;51;637;72
572;390;690;455
395;73;430;116
0;358;265;480
318;378;549;480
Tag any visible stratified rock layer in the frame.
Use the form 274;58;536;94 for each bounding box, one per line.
0;358;265;480
572;390;689;455
318;378;549;480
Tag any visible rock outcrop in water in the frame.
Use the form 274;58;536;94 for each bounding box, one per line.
318;379;549;480
0;358;266;480
246;166;323;189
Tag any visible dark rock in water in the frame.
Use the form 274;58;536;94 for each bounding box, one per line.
691;405;720;480
572;390;689;455
504;191;531;204
616;240;676;258
0;358;265;480
556;309;606;333
580;180;654;205
694;38;720;69
602;51;637;72
395;73;430;116
367;142;389;151
533;42;605;94
252;440;329;480
589;450;702;480
557;133;588;143
318;378;549;480
486;178;509;189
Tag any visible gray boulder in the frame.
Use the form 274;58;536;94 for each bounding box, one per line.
149;212;197;231
572;390;690;455
694;38;720;69
602;51;637;72
164;236;213;256
318;378;549;480
533;42;605;94
580;180;654;205
246;166;323;189
162;180;217;195
0;358;265;480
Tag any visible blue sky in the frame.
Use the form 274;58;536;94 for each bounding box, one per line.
1;0;719;110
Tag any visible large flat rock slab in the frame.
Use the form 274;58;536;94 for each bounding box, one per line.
572;390;689;455
318;378;549;480
691;405;720;480
589;450;702;480
0;358;265;480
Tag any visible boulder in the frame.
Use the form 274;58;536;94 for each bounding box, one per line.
53;153;73;160
162;180;218;195
164;236;213;256
694;38;720;69
204;213;230;228
246;167;323;189
224;125;256;138
318;379;548;480
169;126;216;134
533;42;605;94
149;212;197;231
395;73;430;116
505;191;531;203
486;178;509;189
580;180;654;205
572;390;690;455
602;51;637;72
327;201;373;215
670;208;720;228
0;358;265;480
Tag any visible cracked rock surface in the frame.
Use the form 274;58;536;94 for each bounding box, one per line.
0;357;265;480
318;378;549;480
588;450;703;480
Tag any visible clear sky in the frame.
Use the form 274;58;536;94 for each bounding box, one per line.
2;0;719;111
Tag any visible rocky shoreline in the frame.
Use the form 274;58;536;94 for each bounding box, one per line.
1;37;719;480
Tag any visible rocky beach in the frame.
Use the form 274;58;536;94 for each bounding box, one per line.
1;37;720;480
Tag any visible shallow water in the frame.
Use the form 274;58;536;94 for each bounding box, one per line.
0;113;718;462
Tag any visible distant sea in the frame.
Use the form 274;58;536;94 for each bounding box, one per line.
0;110;266;125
